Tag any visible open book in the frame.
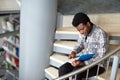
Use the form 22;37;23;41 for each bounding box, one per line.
66;53;95;63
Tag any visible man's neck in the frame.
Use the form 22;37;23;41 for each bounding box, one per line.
89;23;93;33
86;23;93;37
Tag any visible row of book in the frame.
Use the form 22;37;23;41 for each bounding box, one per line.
6;53;19;69
1;15;20;73
3;40;19;58
1;16;20;31
4;36;20;47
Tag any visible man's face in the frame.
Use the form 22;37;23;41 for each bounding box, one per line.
75;22;90;36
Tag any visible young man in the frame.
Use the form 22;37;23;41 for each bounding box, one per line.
59;12;109;80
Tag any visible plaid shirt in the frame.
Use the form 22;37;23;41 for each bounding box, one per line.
73;24;109;66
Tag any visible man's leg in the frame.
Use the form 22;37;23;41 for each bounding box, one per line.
59;62;74;80
72;65;84;80
73;65;105;80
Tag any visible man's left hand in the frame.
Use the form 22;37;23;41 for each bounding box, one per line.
71;60;85;67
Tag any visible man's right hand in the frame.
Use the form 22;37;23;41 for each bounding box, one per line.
68;51;76;59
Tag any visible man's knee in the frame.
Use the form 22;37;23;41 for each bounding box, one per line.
59;63;70;72
59;62;72;76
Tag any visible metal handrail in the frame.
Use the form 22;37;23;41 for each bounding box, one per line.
0;30;19;38
55;45;120;80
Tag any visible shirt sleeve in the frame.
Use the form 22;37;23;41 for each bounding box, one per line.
73;34;84;53
84;31;108;65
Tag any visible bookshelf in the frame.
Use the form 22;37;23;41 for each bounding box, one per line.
1;15;20;80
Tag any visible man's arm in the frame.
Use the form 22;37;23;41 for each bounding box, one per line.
69;35;84;59
73;35;84;54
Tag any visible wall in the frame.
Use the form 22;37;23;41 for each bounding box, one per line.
58;0;120;15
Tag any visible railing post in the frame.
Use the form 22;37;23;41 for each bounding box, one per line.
110;56;120;80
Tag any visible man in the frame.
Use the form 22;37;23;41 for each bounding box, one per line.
59;12;108;80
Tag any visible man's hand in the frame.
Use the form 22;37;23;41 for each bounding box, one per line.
68;51;76;59
71;60;85;67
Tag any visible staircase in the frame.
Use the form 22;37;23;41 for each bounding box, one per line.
44;13;120;80
45;27;77;80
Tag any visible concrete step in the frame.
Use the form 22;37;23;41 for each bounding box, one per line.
45;67;58;80
53;40;76;54
53;40;119;55
55;27;78;40
59;13;120;27
55;26;120;41
50;53;68;68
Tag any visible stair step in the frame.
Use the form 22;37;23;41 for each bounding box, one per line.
45;67;58;80
54;40;76;54
55;27;120;41
61;14;120;27
56;27;78;35
53;41;119;55
50;53;68;68
55;27;79;40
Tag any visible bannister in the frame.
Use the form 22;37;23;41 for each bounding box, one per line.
55;45;120;80
0;30;19;38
